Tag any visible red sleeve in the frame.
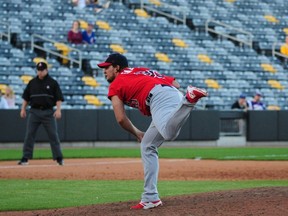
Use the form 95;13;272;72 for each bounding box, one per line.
107;83;123;101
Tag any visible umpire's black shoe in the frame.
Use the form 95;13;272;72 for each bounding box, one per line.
56;157;64;166
18;157;29;165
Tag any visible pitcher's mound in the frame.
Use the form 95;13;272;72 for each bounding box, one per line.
2;187;287;216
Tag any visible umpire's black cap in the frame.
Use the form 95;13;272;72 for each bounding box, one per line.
97;53;128;68
36;62;48;71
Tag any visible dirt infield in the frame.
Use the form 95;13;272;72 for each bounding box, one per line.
1;158;288;216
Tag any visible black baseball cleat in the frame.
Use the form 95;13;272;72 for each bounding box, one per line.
56;157;64;166
18;157;29;165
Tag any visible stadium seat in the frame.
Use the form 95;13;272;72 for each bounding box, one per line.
20;75;33;84
84;95;103;106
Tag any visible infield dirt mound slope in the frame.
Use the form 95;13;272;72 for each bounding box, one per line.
1;187;287;216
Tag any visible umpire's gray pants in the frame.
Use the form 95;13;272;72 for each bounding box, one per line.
141;85;194;202
22;108;63;160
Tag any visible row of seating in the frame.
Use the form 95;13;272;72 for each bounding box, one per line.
0;0;288;110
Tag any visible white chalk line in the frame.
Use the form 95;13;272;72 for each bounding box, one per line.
0;159;188;169
222;154;288;159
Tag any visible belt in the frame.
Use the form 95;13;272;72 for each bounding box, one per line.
146;93;153;106
31;106;52;110
146;84;172;106
160;84;172;88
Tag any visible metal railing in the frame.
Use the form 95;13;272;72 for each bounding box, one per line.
0;21;11;42
272;41;288;60
205;19;253;48
31;34;82;69
140;0;187;24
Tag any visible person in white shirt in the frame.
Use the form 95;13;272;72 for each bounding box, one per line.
247;90;266;110
0;91;9;109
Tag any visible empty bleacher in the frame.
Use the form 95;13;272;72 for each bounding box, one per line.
0;0;288;110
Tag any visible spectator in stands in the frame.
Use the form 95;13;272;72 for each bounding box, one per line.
67;20;83;44
0;91;9;109
247;90;266;110
71;0;89;9
231;94;248;111
4;86;16;109
82;23;96;44
87;0;110;13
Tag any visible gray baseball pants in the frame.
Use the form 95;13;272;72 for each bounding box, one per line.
22;108;63;160
141;85;194;202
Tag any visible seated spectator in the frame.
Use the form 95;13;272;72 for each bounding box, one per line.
82;23;96;44
71;0;89;9
87;0;110;13
247;90;266;110
67;20;83;44
231;94;248;111
4;86;16;109
0;91;9;109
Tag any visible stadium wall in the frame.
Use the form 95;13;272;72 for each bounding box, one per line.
0;110;287;144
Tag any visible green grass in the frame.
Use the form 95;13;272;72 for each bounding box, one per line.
1;147;287;212
1;179;287;211
1;147;288;161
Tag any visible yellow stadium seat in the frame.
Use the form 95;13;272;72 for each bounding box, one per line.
283;28;288;35
205;79;221;89
267;105;281;110
54;43;71;52
79;20;88;30
54;43;71;64
172;38;188;48
84;95;103;106
32;58;52;68
0;84;7;93
110;44;127;54
149;0;161;6
267;80;284;90
264;15;279;23
21;75;33;84
96;21;111;30
155;52;172;63
282;28;288;35
198;54;213;64
82;76;100;87
280;44;288;56
225;0;236;3
261;63;277;73
134;9;150;18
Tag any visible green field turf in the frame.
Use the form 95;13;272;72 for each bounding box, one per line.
1;147;287;212
0;147;287;161
1;179;288;211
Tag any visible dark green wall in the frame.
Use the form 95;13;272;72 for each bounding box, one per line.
1;110;287;143
0;110;220;142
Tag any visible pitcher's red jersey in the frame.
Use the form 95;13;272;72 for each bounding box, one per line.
108;67;175;116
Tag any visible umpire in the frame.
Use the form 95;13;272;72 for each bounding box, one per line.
18;61;64;165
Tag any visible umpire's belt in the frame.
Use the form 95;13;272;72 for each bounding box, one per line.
31;106;52;110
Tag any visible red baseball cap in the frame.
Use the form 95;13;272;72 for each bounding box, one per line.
97;53;128;68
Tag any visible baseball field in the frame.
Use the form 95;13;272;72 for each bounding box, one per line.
0;147;288;216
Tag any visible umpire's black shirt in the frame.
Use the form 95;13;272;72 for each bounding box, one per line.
22;74;64;109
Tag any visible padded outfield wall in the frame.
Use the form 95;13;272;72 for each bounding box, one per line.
0;110;287;143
